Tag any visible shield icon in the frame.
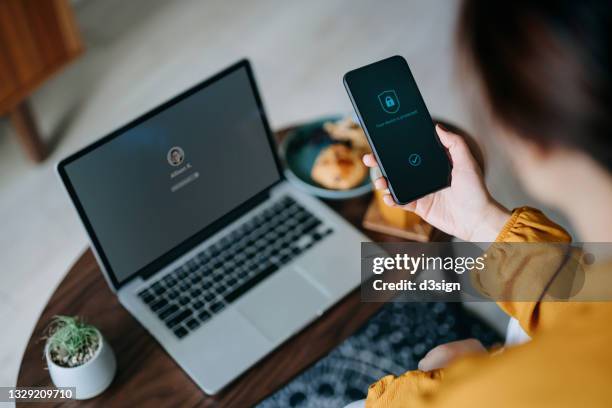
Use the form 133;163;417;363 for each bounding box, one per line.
378;90;400;114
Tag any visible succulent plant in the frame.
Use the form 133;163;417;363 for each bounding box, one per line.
45;316;100;368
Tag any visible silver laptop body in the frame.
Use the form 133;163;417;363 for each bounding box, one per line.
58;60;368;394
121;181;366;393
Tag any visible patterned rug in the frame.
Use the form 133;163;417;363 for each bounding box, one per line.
258;302;501;407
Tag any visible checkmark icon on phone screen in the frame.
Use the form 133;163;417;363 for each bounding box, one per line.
408;153;421;166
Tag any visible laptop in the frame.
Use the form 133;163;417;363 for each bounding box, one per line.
57;59;368;394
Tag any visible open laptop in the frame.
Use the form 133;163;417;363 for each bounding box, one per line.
57;59;368;394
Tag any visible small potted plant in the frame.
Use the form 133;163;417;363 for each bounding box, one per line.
44;316;116;399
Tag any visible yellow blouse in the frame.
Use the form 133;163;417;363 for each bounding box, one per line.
366;207;612;408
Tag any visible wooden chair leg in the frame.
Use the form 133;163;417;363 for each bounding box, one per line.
8;100;47;162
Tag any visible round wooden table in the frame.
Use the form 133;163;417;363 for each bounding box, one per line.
16;123;468;407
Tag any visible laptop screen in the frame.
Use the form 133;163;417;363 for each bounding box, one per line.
61;63;281;285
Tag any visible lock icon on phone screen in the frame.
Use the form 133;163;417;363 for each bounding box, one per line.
378;90;400;113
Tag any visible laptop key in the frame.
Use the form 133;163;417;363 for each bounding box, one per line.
302;219;322;234
279;253;292;264
210;301;225;313
186;318;200;330
150;298;168;312
137;288;150;298
158;304;179;320
166;309;192;328
198;310;211;322
173;326;188;339
165;289;179;299
139;291;155;304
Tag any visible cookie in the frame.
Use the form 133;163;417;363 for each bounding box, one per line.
323;118;370;152
311;144;368;190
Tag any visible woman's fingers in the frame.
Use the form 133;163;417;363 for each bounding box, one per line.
374;177;388;190
418;339;486;372
382;194;417;213
382;192;419;212
382;194;396;207
362;153;378;168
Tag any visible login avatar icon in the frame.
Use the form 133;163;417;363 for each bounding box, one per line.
378;90;400;114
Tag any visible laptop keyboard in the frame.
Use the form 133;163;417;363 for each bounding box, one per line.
137;195;333;339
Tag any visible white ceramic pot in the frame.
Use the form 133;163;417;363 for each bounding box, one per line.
45;329;116;400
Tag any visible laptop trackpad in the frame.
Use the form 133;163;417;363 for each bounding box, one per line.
236;268;329;342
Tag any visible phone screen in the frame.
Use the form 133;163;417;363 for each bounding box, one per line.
344;55;451;204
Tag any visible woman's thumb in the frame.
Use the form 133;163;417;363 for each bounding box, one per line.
436;124;458;149
436;124;474;167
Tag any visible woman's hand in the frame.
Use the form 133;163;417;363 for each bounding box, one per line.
418;338;487;371
364;124;510;242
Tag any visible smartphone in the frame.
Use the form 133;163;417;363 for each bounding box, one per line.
343;55;451;204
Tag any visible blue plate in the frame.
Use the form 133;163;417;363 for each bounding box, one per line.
279;116;372;200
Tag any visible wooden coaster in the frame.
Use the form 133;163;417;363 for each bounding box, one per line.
362;201;433;242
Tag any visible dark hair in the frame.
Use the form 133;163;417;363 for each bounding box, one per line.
458;0;611;172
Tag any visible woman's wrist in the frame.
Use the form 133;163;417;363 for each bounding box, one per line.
468;201;511;243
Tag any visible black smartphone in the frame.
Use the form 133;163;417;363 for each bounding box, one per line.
343;55;451;204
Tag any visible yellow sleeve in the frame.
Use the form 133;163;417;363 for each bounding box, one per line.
495;206;571;243
487;207;572;335
472;207;575;336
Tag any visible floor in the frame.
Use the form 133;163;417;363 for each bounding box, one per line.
0;0;561;397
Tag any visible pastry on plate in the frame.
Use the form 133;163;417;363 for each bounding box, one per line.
323;117;370;153
311;144;367;190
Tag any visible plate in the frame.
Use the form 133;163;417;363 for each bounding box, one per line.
279;116;372;200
